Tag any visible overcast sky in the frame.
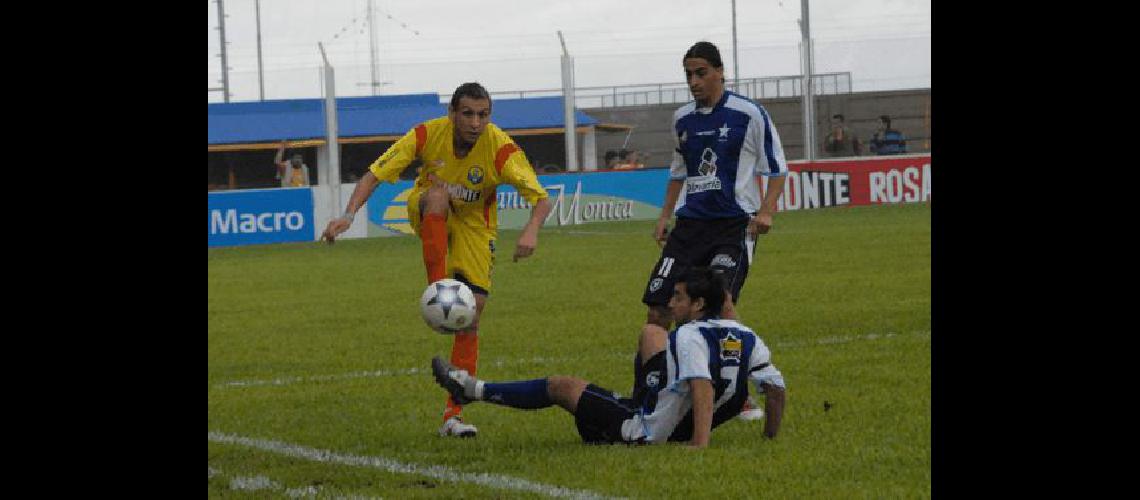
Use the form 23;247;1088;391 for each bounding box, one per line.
208;0;930;103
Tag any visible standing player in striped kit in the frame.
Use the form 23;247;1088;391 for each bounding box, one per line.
640;41;789;420
322;82;552;437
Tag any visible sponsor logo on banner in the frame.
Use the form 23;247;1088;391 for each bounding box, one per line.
778;171;852;211
500;181;637;226
208;188;314;247
868;165;931;204
774;156;931;211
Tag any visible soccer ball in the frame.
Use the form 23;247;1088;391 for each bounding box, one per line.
420;279;477;334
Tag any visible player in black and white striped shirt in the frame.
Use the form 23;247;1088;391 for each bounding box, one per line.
431;267;786;447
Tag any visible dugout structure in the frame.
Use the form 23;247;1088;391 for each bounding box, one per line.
208;94;631;191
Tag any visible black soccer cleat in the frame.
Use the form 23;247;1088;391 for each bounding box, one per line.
432;356;473;405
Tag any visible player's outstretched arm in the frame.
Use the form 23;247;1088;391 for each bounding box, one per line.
322;171;380;244
761;382;785;439
513;197;552;262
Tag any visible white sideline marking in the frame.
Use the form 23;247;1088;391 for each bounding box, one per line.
217;367;424;388
210;466;329;498
213;331;929;390
230;475;279;491
208;431;621;500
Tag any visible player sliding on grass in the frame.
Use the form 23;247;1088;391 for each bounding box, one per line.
322;82;553;438
432;267;786;447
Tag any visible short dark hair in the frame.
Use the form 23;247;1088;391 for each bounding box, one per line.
832;114;845;122
879;115;891;127
678;267;726;318
683;41;724;69
450;82;492;111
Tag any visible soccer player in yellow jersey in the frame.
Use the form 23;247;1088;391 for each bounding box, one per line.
321;82;553;438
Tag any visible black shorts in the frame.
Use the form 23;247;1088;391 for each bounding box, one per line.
642;216;755;307
573;384;642;445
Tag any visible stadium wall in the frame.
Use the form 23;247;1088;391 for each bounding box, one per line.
207;154;930;247
587;89;931;167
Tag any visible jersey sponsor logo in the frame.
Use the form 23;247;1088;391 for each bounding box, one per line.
445;181;482;203
467;166;485;185
720;332;742;362
695;130;717;136
686;176;723;194
710;254;737;269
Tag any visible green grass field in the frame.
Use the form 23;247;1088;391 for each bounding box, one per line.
208;203;931;499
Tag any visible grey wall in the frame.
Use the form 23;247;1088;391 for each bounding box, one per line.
587;88;931;167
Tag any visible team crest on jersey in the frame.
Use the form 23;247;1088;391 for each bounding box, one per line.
720;332;742;361
649;278;664;292
467;166;484;185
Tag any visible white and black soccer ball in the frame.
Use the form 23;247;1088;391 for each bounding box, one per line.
420;279;477;334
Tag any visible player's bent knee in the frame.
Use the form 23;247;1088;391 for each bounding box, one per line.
546;376;587;412
639;325;667;359
422;186;450;216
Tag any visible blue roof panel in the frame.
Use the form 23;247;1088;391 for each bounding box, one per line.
208;94;597;145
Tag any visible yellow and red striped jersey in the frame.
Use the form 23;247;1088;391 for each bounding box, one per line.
369;116;548;231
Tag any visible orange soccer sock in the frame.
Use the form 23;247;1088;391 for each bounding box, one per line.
443;331;479;421
420;213;448;283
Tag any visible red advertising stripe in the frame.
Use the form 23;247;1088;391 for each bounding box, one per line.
781;155;931;210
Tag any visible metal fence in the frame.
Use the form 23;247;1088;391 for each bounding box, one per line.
440;72;852;109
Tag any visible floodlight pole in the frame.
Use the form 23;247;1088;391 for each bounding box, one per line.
800;0;816;161
368;0;380;95
732;0;739;91
255;0;264;100
319;43;342;227
559;31;578;172
216;0;230;102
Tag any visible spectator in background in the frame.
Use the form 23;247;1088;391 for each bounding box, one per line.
869;115;908;155
822;114;862;157
614;150;645;170
605;150;622;169
275;140;311;187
